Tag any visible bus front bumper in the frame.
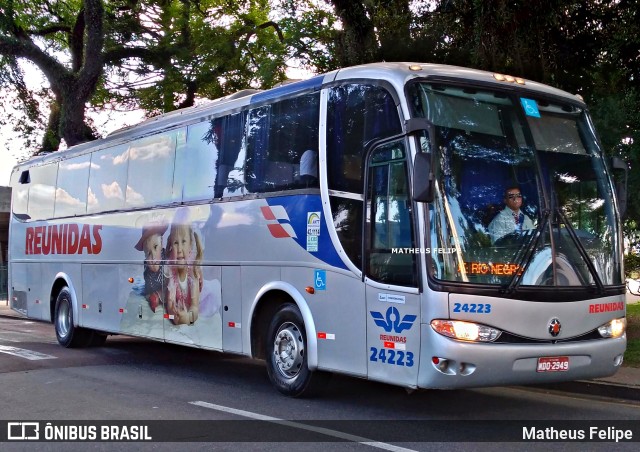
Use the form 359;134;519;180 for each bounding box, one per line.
417;324;626;390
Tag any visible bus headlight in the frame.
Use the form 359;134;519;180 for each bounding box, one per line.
597;317;626;338
431;320;501;342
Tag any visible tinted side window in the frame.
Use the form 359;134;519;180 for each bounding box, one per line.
172;123;215;201
246;93;320;193
327;85;401;194
87;144;129;213
28;163;58;220
126;131;178;208
330;197;363;268
366;141;417;287
11;170;29;217
55;155;90;217
326;84;401;270
208;112;246;198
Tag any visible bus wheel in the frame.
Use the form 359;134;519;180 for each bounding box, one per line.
54;287;91;348
266;303;328;397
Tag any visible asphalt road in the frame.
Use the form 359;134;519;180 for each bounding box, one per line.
1;316;639;451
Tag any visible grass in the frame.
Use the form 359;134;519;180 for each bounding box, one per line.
624;302;640;367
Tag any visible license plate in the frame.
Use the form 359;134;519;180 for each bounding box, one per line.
536;356;569;372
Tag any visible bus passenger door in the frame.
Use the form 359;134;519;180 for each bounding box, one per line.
364;140;421;388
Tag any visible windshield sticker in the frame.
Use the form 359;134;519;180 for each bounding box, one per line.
520;98;541;118
306;211;321;251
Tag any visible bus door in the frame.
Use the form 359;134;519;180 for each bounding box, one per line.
364;139;421;387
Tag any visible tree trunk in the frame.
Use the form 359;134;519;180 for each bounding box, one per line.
40;99;62;152
330;0;379;66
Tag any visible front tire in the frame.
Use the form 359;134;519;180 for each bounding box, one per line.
54;287;91;348
265;303;328;397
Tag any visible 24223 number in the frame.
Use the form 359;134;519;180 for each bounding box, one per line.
369;347;414;367
453;303;491;313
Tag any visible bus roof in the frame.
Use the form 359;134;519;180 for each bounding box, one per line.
13;62;584;173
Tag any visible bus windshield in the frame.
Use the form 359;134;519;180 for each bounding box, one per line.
410;83;623;289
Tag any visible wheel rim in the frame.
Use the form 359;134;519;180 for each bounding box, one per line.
273;321;304;379
57;297;71;339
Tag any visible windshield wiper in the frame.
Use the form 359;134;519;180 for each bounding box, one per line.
501;209;550;294
502;208;605;294
554;208;605;294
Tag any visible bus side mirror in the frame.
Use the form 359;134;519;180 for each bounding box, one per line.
413;152;434;203
610;156;628;219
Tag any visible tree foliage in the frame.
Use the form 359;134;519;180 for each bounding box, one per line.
1;0;106;150
103;0;291;116
1;1;639;243
0;0;292;151
307;0;640;247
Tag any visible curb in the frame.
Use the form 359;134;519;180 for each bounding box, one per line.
526;380;640;402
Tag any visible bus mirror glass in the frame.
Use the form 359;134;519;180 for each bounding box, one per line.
412;152;433;203
610;156;628;219
19;170;30;184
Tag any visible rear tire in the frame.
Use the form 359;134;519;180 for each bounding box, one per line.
54;287;92;348
265;303;329;397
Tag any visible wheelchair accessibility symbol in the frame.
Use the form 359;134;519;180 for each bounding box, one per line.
520;98;540;118
314;270;326;290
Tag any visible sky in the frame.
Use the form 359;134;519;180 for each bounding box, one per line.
1;60;44;186
0;63;147;188
0;109;148;187
0;127;23;187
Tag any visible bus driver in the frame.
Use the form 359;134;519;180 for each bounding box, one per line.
488;186;534;243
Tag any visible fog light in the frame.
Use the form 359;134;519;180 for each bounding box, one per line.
431;356;454;375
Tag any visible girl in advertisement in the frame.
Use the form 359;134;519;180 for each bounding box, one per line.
164;207;220;325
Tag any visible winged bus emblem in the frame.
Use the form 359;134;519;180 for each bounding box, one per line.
370;307;417;334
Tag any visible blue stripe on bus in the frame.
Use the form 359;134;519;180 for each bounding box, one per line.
250;76;324;104
266;195;348;270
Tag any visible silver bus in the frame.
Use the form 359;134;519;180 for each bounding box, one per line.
8;62;627;396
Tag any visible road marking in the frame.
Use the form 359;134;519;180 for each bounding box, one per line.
0;336;58;344
189;401;416;452
0;345;57;360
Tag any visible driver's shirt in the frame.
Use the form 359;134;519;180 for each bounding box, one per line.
488;207;534;243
